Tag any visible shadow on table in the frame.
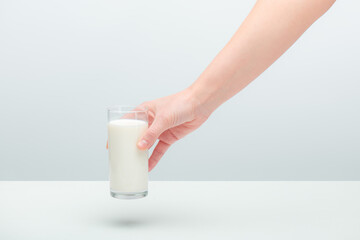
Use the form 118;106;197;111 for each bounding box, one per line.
90;199;202;229
104;218;149;228
96;211;185;229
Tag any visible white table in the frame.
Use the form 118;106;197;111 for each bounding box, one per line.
1;181;359;240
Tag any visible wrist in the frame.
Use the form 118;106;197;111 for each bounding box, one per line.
185;80;224;118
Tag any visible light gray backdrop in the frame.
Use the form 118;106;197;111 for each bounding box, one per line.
0;0;359;180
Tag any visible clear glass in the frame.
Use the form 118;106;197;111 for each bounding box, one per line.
107;106;149;199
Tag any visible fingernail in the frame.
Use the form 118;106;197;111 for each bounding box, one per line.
138;139;148;149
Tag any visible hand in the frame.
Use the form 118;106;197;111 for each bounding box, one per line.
137;89;211;171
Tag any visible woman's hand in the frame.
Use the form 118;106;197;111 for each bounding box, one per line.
107;0;336;172
137;89;212;171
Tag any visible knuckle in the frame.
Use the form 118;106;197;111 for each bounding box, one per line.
156;114;170;125
153;148;164;158
168;130;180;142
146;129;158;140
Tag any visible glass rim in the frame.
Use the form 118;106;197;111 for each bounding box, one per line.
107;105;148;113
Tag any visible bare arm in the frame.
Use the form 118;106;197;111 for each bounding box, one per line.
136;0;336;171
189;0;336;114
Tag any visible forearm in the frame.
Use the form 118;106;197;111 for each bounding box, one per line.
188;0;335;115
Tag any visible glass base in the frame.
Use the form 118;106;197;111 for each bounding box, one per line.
110;190;148;199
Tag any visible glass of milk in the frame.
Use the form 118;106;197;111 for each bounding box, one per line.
107;106;148;199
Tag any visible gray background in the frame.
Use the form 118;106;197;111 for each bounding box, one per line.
0;0;359;180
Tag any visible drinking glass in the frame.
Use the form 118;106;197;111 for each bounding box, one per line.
107;106;148;199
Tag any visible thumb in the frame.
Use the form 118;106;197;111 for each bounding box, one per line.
137;117;169;150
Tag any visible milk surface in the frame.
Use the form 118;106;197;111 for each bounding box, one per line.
108;119;148;192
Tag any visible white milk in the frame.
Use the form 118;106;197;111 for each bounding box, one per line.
108;119;148;193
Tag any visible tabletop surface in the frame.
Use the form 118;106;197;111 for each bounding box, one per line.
1;181;360;240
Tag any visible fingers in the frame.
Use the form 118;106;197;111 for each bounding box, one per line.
149;141;171;171
121;105;149;120
137;116;169;150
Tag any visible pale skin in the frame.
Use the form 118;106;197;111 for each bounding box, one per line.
112;0;336;171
